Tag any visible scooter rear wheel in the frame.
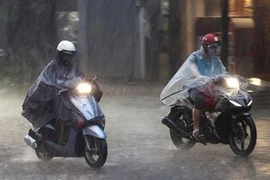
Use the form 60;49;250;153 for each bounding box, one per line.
35;148;53;161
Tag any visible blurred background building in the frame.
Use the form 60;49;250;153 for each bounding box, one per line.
160;0;270;82
0;0;269;83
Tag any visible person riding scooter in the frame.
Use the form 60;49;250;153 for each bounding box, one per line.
22;40;102;143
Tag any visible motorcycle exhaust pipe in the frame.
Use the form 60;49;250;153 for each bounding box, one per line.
161;117;192;139
24;134;37;149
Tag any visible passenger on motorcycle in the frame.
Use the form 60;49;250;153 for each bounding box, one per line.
160;33;227;140
22;40;102;144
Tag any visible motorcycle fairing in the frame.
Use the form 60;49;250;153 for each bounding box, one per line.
69;95;104;121
83;125;107;139
69;94;106;139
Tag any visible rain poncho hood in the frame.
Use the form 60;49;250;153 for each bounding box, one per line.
160;49;227;106
22;59;85;129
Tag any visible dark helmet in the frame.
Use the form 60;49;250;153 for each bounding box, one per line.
56;40;76;65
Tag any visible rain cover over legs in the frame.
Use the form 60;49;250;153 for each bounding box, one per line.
21;60;85;129
160;50;227;106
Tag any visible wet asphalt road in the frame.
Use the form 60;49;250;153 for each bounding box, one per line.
0;92;270;180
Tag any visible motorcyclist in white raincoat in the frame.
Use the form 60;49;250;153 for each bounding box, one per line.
160;33;227;140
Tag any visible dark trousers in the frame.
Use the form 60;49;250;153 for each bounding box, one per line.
188;88;205;110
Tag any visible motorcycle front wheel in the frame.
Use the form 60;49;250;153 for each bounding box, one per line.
84;136;108;168
229;116;257;156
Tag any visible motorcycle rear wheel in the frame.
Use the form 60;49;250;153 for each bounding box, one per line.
84;136;108;168
229;116;257;156
169;113;195;150
170;130;195;150
170;116;196;151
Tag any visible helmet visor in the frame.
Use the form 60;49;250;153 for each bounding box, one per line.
62;50;76;55
207;44;218;49
59;51;75;65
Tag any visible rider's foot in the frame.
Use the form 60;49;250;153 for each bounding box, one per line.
193;129;204;140
58;135;68;145
58;138;67;146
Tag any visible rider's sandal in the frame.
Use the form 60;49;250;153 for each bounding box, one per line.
193;129;204;140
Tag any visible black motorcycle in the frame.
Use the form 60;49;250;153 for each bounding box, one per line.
161;76;257;156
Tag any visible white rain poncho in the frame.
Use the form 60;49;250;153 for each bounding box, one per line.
160;49;227;106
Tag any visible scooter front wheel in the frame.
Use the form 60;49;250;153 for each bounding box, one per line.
84;136;108;168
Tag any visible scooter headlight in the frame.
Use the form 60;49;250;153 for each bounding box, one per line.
76;83;93;94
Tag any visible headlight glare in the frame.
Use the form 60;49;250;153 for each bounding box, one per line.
226;77;240;90
76;83;92;94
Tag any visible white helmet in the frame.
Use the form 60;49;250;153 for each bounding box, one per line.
56;40;76;65
57;40;75;52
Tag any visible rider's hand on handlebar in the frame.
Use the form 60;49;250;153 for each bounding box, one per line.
58;88;69;95
213;76;226;86
76;119;86;128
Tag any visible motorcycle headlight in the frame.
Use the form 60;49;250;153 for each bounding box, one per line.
226;77;239;90
76;83;93;94
247;100;253;106
229;100;242;107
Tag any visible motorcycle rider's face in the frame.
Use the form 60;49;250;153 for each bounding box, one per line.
62;54;74;65
207;45;217;57
59;51;75;65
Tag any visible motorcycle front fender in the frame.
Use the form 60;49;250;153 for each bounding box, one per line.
83;125;107;139
232;113;251;121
